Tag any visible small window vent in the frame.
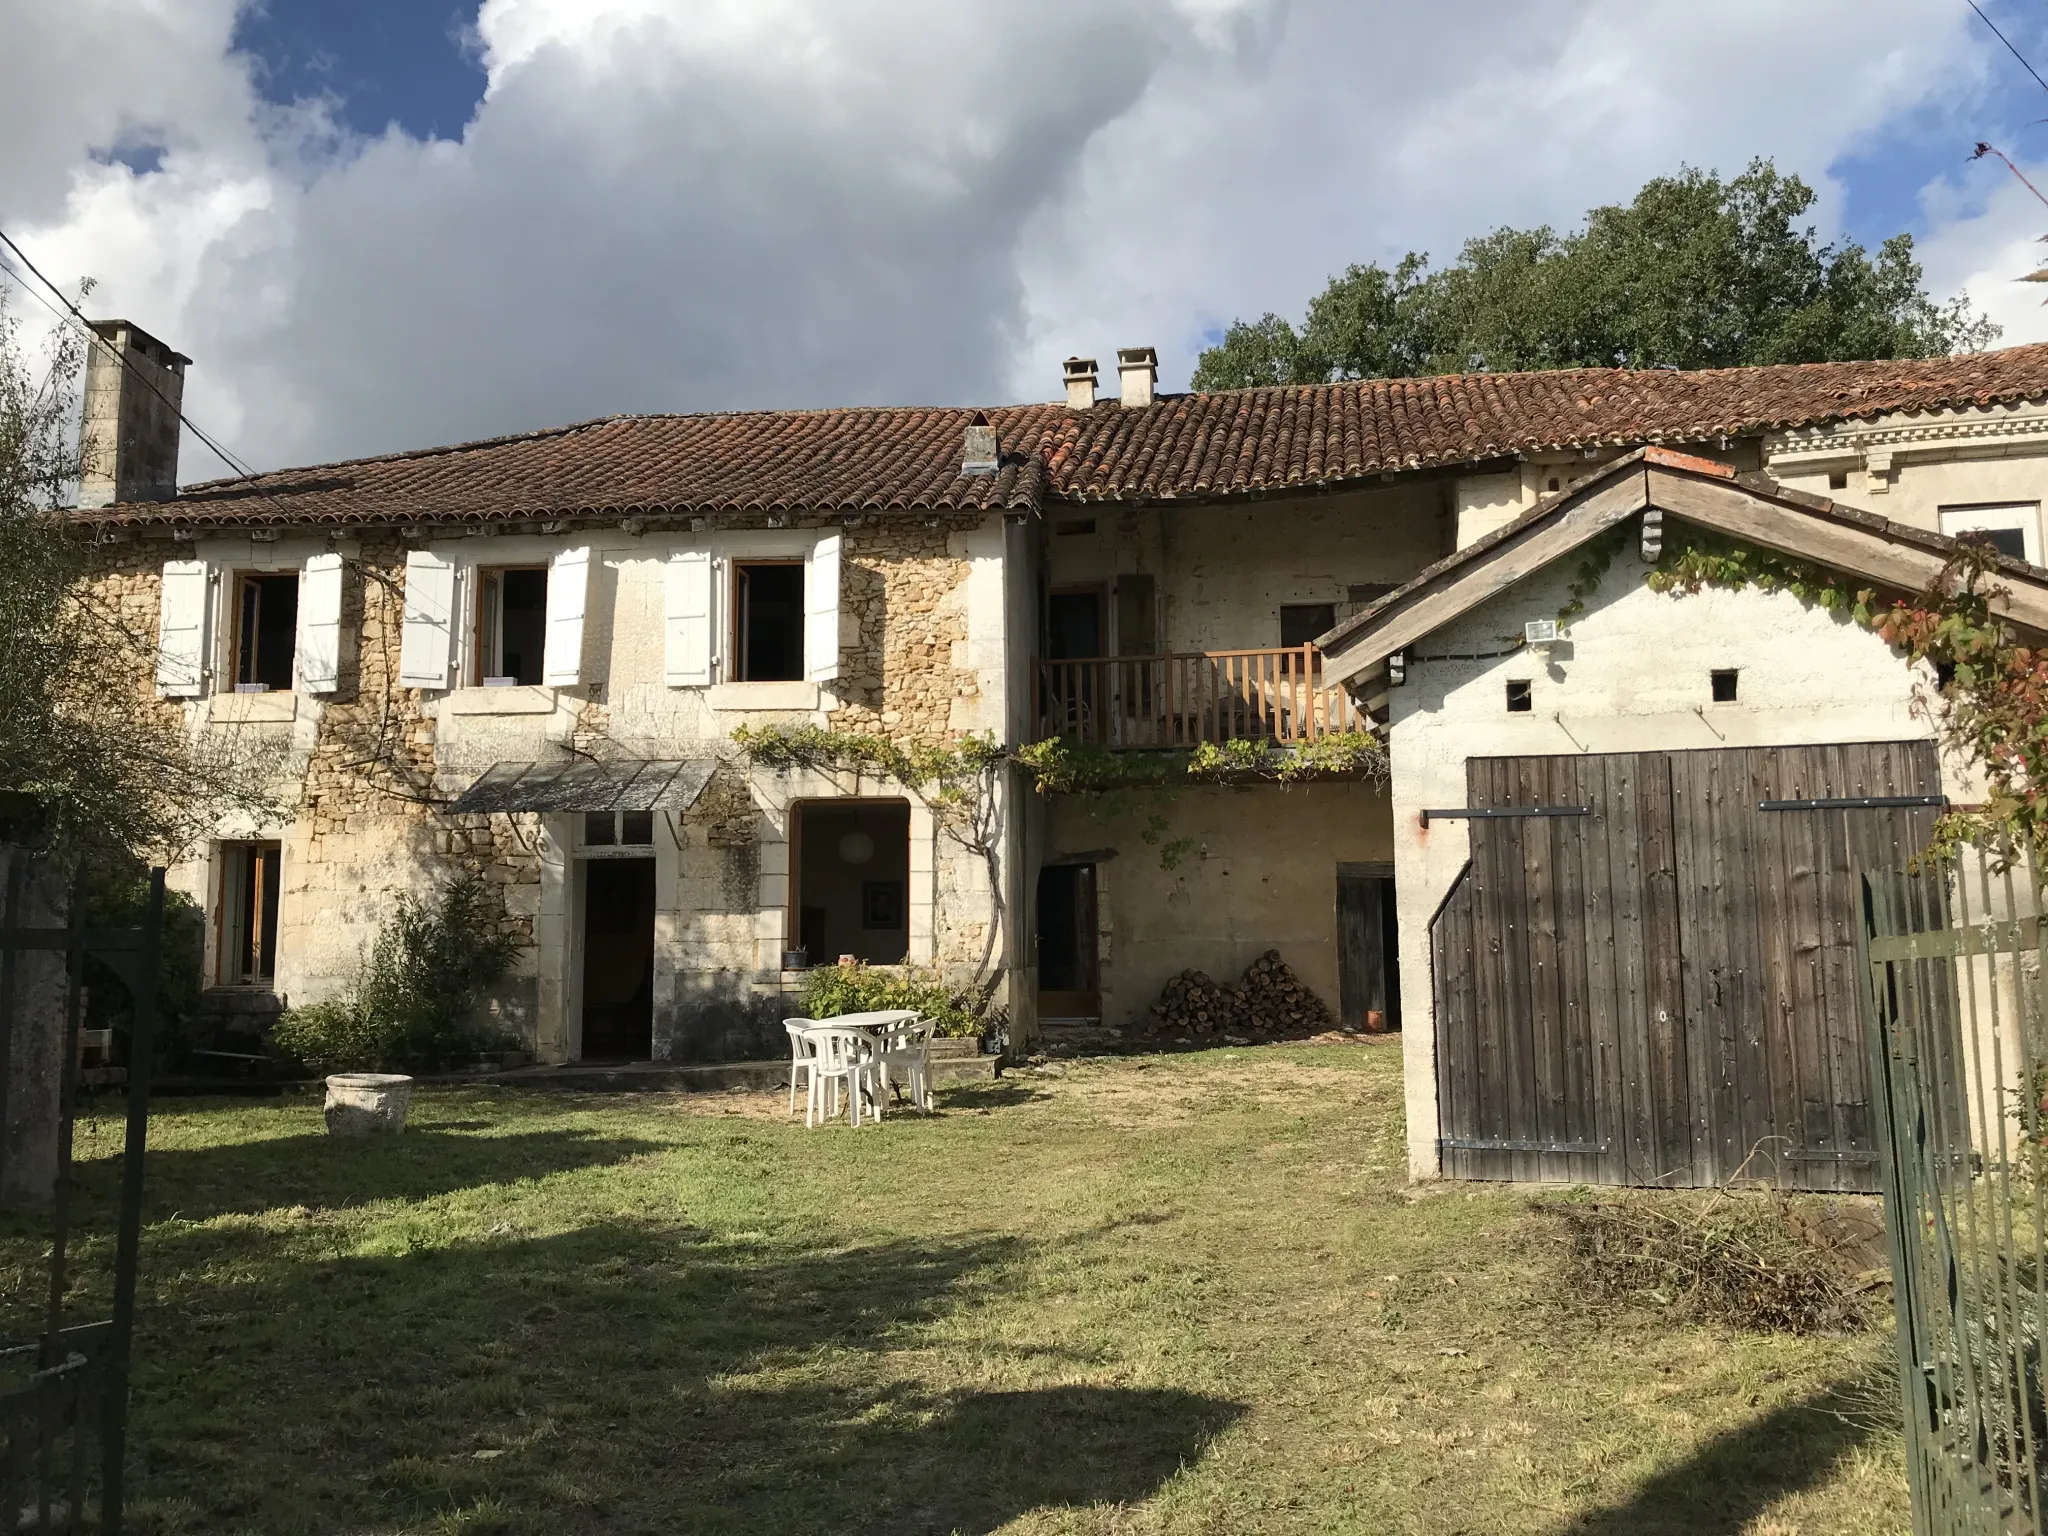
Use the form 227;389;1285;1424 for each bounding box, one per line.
1827;469;1849;491
1711;669;1738;703
1505;679;1532;713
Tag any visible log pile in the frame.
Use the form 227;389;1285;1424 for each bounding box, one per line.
1136;949;1337;1041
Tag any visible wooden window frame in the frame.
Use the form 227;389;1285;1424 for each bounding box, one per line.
473;564;549;686
730;559;806;683
230;571;299;693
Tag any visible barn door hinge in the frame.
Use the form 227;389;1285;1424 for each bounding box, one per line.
1419;805;1590;826
1757;795;1946;812
1437;1136;1607;1154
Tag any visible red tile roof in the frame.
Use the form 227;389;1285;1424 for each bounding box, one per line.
78;344;2048;528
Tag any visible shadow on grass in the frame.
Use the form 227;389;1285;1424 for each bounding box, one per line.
129;1223;1241;1534
84;1128;667;1222
933;1081;1051;1112
1554;1380;1880;1535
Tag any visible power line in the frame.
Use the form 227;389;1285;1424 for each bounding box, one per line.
0;226;259;481
1967;0;2048;97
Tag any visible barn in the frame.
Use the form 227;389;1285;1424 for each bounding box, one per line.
1316;447;2048;1190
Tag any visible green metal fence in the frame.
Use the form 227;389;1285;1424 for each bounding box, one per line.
1864;853;2048;1534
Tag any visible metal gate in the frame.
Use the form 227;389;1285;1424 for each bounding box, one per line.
0;855;163;1533
1865;849;2048;1534
1431;741;1942;1188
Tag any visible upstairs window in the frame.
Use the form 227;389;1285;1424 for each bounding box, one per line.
477;567;548;685
584;810;655;847
233;573;298;692
1280;602;1336;672
734;562;805;681
1939;503;2041;565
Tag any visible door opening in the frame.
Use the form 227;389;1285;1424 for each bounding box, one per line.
1037;863;1100;1020
1336;865;1398;1032
581;859;655;1059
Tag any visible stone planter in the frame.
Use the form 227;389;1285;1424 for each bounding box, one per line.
324;1073;414;1136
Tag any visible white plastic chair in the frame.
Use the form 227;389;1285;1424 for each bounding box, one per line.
784;1019;819;1116
877;1017;937;1114
803;1024;882;1129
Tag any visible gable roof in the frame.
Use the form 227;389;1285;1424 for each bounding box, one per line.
1315;445;2048;690
73;343;2048;530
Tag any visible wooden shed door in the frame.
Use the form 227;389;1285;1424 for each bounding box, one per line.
1430;742;1941;1190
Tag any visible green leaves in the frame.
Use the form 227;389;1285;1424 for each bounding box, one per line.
1192;158;1995;389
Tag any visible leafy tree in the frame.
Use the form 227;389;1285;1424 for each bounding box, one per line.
0;290;278;863
1192;160;2000;389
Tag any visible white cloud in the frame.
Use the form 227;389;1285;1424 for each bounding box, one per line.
1918;158;2048;348
0;0;2023;478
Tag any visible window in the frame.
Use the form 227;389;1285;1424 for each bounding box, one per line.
476;567;548;685
792;800;910;965
1711;668;1739;703
733;562;805;681
583;810;654;847
233;573;298;691
1280;603;1337;673
1827;469;1849;491
1505;679;1532;713
218;841;280;986
1940;503;2041;565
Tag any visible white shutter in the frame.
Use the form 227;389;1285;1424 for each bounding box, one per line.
296;552;344;694
541;545;590;688
665;550;713;686
397;550;457;689
156;559;209;698
805;532;842;683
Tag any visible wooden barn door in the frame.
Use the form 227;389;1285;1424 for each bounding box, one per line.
1431;742;1940;1190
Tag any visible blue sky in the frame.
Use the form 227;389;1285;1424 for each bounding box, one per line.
12;0;2048;472
232;0;487;143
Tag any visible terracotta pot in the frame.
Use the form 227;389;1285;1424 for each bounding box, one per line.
324;1073;414;1136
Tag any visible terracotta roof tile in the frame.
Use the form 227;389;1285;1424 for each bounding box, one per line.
77;344;2048;528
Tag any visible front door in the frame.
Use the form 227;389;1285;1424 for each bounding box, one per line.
1336;865;1397;1032
1429;742;1942;1190
581;859;655;1060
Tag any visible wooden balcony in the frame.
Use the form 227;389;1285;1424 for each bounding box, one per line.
1032;646;1367;749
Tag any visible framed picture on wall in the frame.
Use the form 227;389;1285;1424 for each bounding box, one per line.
862;880;904;930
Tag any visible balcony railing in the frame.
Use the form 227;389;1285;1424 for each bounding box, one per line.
1032;645;1367;749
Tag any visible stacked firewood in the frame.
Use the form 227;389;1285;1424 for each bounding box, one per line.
1137;950;1336;1040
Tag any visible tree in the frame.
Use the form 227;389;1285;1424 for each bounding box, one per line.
1192;160;2001;389
0;291;278;864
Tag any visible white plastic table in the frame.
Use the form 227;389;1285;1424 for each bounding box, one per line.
800;1012;920;1116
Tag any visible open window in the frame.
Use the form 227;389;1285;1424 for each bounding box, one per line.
1279;602;1336;672
733;562;805;681
218;841;281;987
791;800;910;966
231;573;298;692
476;567;549;685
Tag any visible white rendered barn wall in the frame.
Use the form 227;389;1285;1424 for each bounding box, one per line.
1387;552;1944;1182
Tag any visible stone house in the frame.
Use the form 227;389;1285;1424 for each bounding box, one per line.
69;326;2048;1115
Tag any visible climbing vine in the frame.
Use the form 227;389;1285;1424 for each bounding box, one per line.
1648;524;2043;864
1555;524;1630;630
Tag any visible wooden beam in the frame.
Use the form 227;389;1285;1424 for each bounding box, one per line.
1321;467;1649;687
1647;469;2048;636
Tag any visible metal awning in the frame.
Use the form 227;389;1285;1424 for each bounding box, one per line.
447;759;718;815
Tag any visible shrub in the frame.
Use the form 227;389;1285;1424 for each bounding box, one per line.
799;961;978;1037
272;874;521;1072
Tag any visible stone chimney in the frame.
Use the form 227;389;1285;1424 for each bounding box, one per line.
1117;346;1157;409
78;319;190;508
962;412;998;476
1063;356;1098;411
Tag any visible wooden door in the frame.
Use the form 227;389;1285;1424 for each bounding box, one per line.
1430;742;1939;1190
1336;866;1395;1031
1036;864;1100;1020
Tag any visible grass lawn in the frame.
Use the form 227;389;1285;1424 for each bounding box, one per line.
8;1042;1906;1534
